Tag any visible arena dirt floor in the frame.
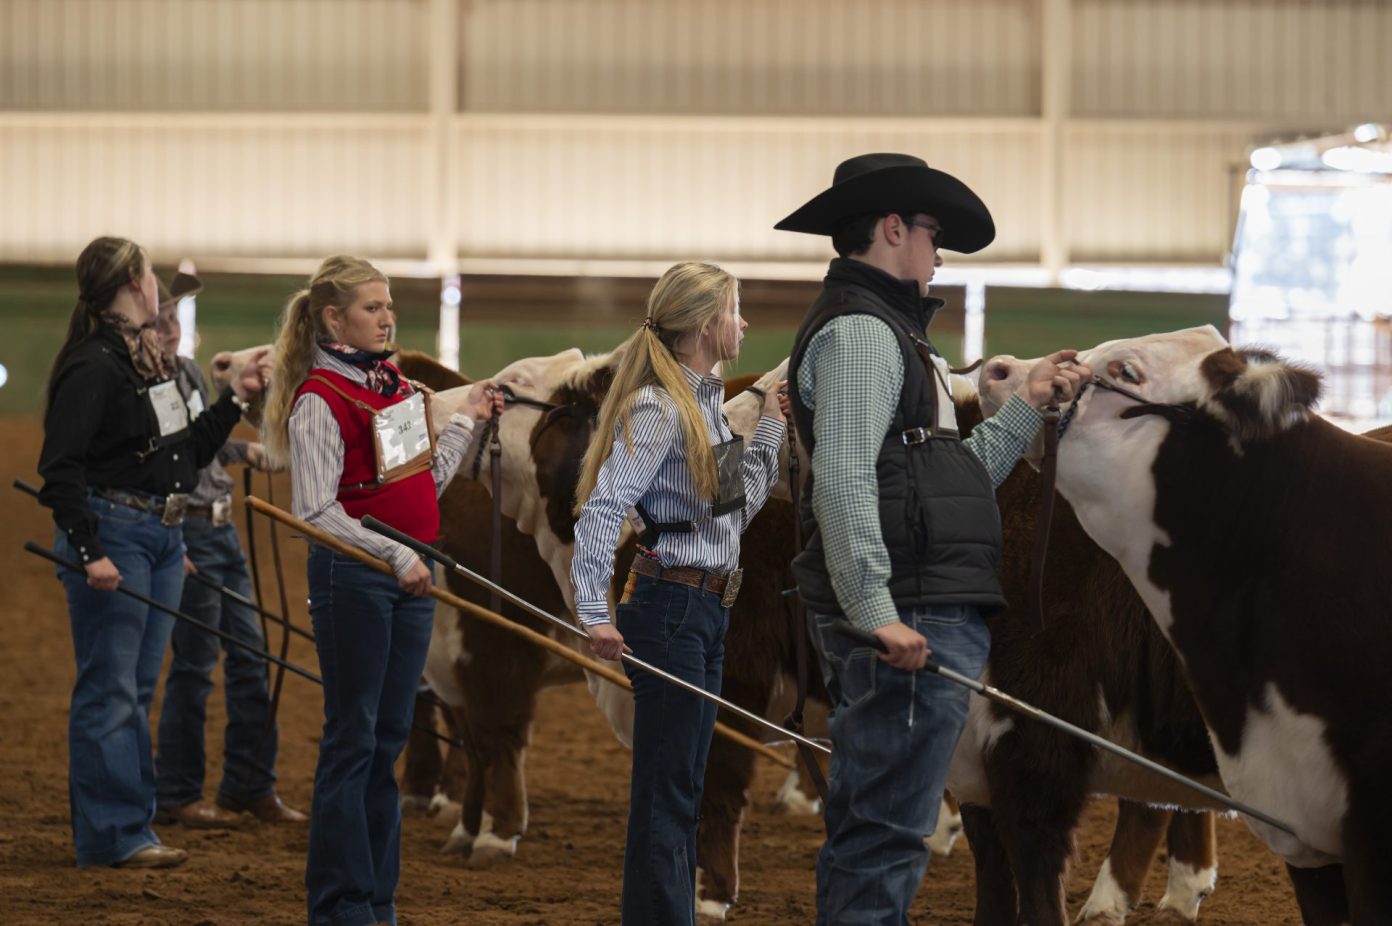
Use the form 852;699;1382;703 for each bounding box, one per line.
1;416;1304;924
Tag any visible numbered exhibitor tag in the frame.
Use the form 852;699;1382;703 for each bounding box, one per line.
149;380;190;438
373;392;433;481
930;355;959;436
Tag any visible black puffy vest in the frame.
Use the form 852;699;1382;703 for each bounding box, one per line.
787;259;1006;616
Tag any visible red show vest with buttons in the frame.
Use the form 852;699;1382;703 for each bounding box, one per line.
295;366;440;544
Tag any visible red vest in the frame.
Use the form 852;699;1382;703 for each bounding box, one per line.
296;366;440;544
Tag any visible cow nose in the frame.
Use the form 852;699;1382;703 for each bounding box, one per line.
211;352;231;374
985;359;1014;382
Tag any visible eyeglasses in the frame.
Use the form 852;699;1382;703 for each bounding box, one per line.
905;219;944;246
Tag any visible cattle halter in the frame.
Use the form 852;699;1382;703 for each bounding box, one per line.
361;515;833;757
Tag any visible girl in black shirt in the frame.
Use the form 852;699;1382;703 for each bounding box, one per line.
38;236;264;869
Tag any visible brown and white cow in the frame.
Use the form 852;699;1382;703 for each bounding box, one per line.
982;325;1392;923
477;345;1225;922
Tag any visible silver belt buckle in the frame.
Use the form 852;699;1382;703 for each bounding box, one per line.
901;427;930;446
211;493;232;527
720;568;744;609
161;493;190;527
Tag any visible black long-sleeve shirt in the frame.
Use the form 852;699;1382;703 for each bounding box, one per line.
38;326;242;563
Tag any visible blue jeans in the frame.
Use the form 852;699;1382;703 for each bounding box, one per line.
304;547;434;926
155;516;277;809
616;574;728;926
809;604;991;926
54;494;184;867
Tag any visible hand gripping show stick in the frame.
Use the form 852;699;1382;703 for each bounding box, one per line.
360;515;831;758
829;620;1296;836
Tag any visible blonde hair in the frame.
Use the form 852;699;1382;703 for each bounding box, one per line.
574;261;739;512
260;255;389;466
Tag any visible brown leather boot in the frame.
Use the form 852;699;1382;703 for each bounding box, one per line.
218;792;308;824
155;799;244;829
113;845;189;868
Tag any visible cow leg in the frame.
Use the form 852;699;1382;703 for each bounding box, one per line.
468;719;533;866
985;736;1089;926
926;792;964;857
1077;801;1169;924
695;676;767;921
441;703;488;856
1285;864;1349;926
1343;794;1392;925
959;803;1018;926
401;686;443;815
1155;810;1217;922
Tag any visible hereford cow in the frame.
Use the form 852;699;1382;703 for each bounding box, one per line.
981;326;1392;923
950;387;1220;926
479;346;1222;923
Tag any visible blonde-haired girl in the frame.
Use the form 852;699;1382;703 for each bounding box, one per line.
570;261;786;925
264;255;501;926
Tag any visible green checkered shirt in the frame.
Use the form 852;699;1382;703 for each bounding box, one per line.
796;314;1042;633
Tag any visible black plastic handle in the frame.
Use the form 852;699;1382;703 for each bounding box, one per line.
361;515;459;570
830;619;890;653
13;479;39;498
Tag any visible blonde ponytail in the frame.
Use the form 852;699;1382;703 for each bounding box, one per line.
574;262;738;512
260;255;389;466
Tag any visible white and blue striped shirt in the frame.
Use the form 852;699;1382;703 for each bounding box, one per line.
571;365;786;625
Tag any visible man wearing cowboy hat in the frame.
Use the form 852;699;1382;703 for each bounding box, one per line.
778;153;1089;923
151;275;306;829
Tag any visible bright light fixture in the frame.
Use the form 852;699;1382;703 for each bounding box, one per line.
1250;147;1283;171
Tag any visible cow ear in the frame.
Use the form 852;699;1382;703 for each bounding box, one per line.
1198;347;1321;441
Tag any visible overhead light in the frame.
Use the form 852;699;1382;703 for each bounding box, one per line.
1250;147;1283;171
1353;123;1382;144
0;363;7;388
1321;145;1392;173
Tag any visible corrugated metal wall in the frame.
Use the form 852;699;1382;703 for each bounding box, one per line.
0;0;428;111
0;117;431;260
452;117;1043;261
1072;0;1392;120
1;0;1386;267
461;0;1041;116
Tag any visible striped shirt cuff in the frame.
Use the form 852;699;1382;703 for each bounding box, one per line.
576;600;611;626
751;414;786;448
994;393;1044;441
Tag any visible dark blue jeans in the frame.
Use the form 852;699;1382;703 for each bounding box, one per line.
615;574;728;926
809;604;991;926
155;516;277;809
54;495;183;866
304;546;434;926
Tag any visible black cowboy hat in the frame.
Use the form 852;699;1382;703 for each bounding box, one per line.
774;152;995;254
157;271;203;309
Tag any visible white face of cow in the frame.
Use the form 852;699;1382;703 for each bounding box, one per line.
208;343;274;424
722;358;797;502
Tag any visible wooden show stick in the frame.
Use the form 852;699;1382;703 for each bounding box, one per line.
244;495;794;771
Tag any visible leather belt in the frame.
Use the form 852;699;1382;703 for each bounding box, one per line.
95;488;190;527
186;493;233;527
629;553;744;608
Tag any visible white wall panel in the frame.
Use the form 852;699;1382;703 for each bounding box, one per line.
1072;0;1392;120
451;116;1043;262
462;0;1041;117
1064;122;1259;262
0;0;428;111
0;117;432;261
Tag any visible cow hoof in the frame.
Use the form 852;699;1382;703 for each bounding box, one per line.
1150;907;1199;925
466;832;519;867
400;794;434;817
695;897;731;921
772;771;821;816
429;792;462;823
440;823;475;855
1076;916;1124;926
